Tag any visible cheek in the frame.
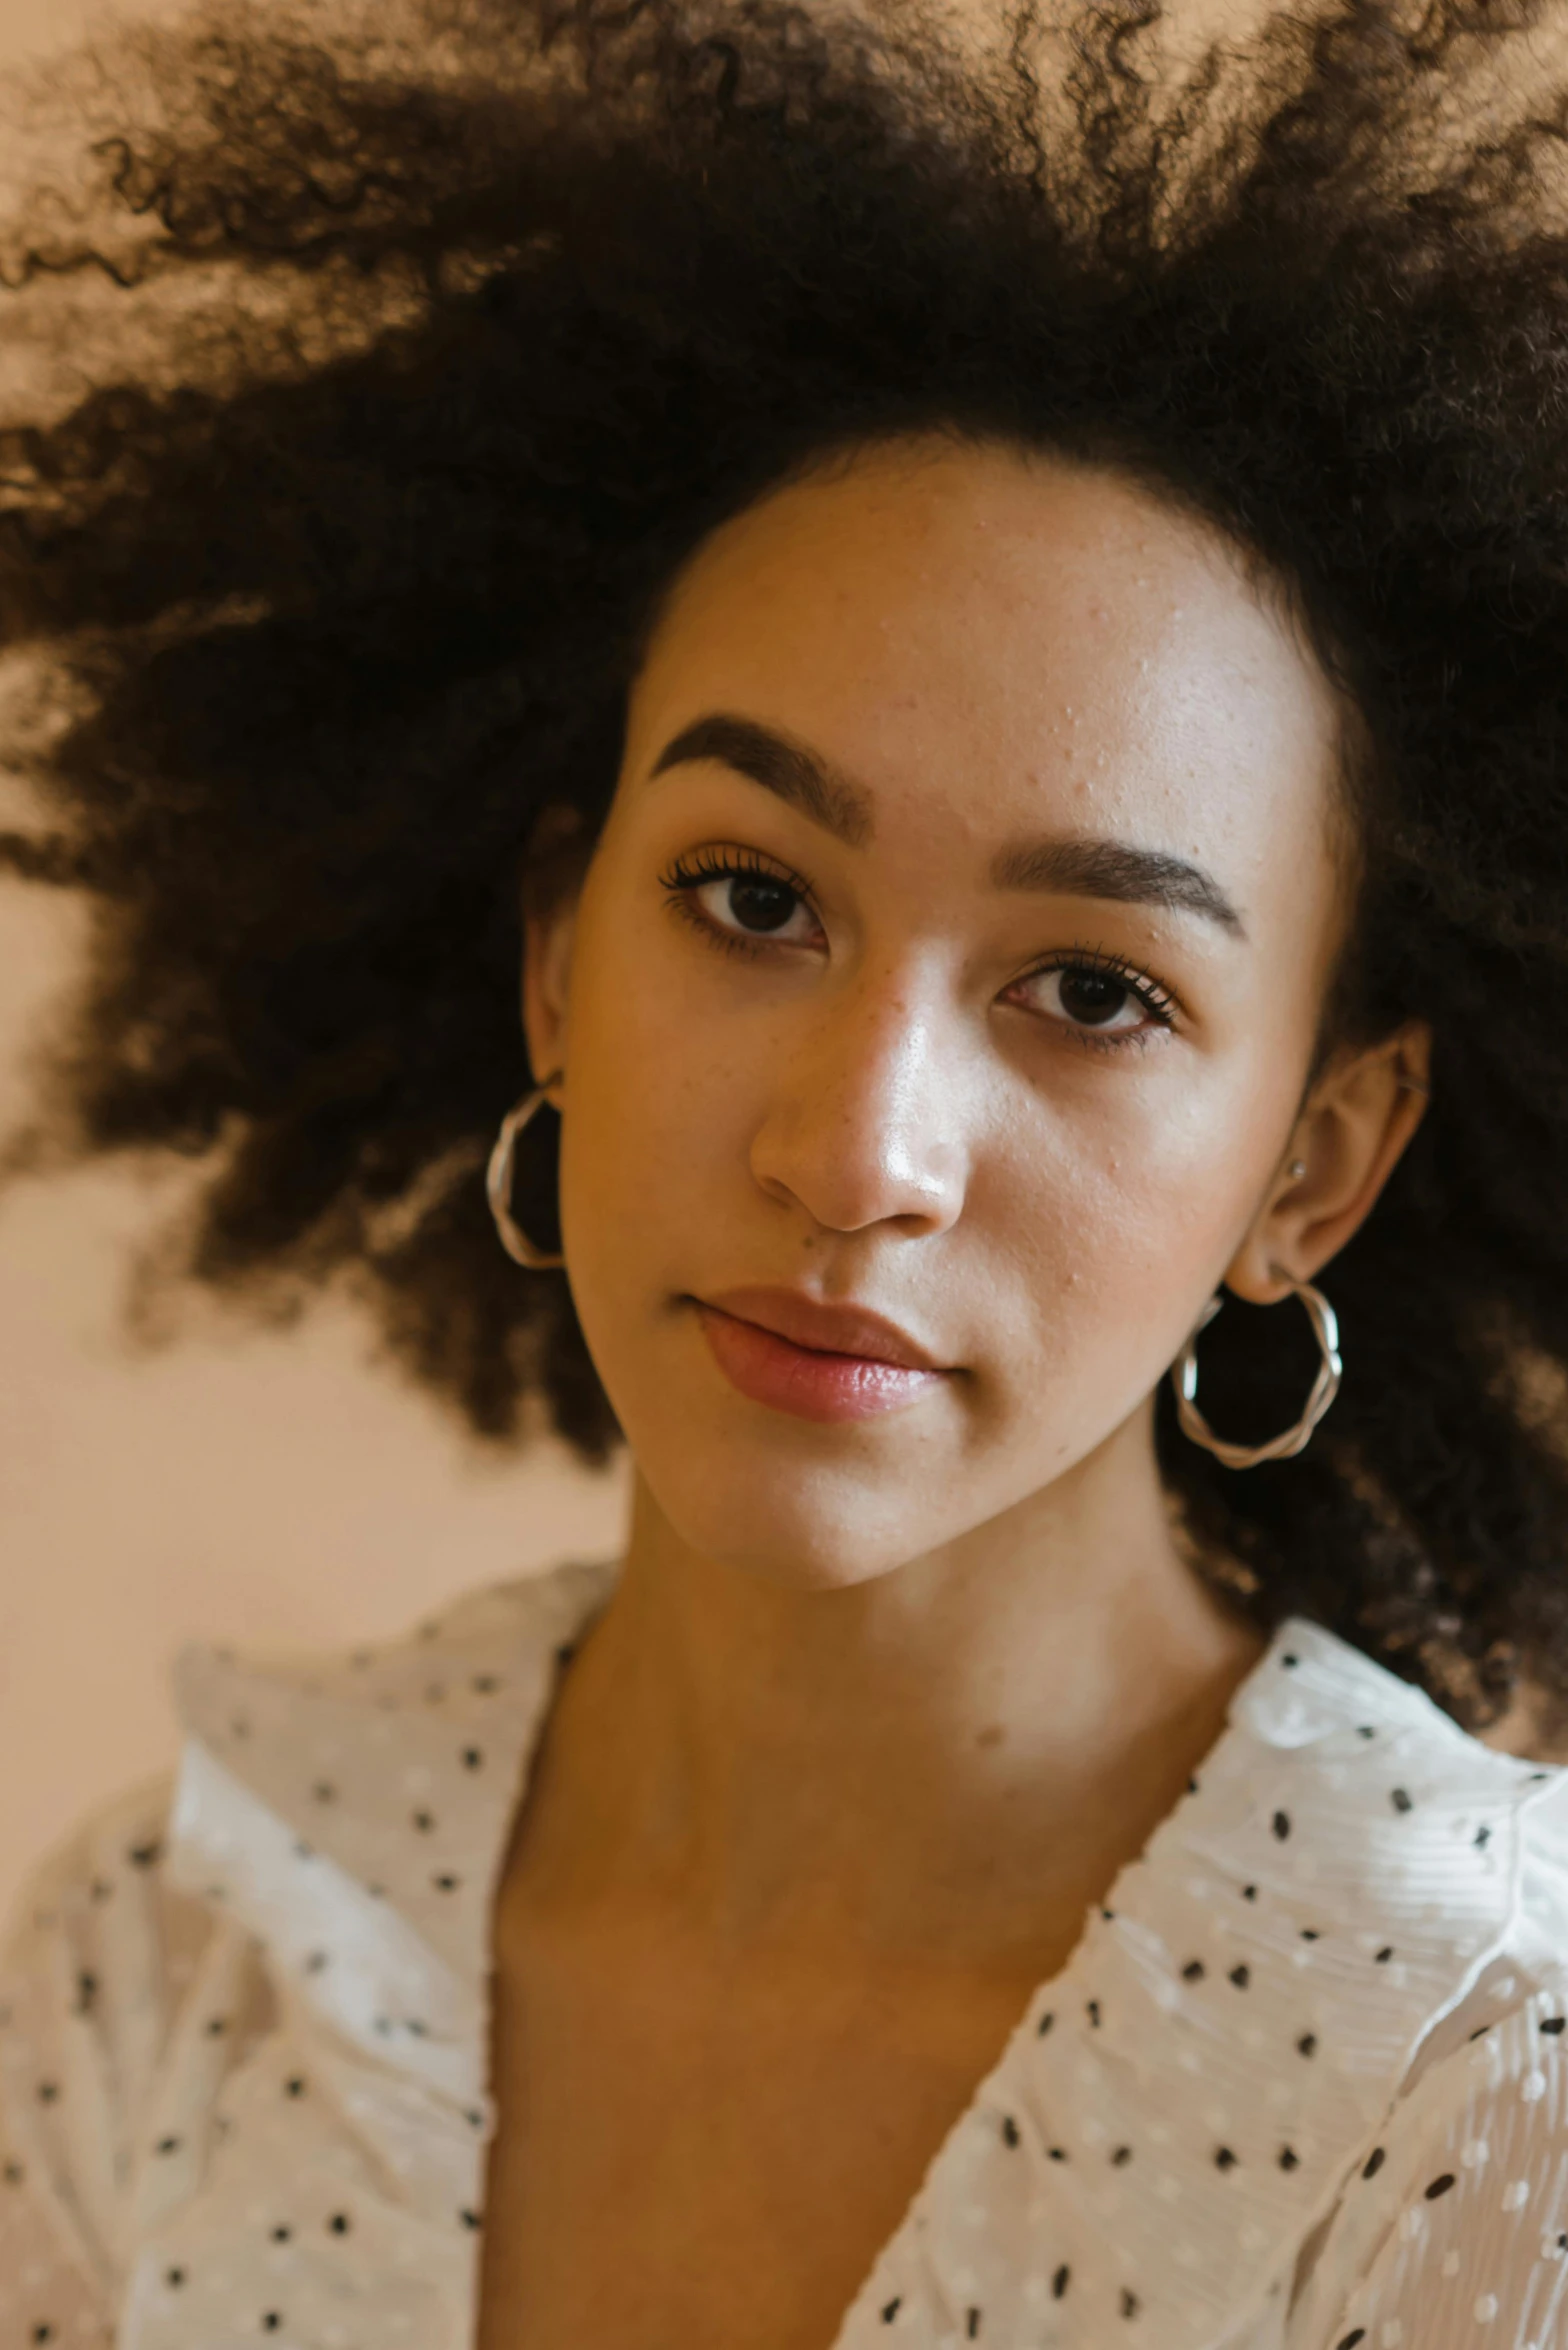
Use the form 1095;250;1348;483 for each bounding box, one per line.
550;857;1303;1534
552;895;761;1289
971;1072;1288;1414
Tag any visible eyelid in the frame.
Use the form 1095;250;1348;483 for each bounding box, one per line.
660;848;1187;1036
1015;942;1183;1030
658;842;827;958
659;841;819;907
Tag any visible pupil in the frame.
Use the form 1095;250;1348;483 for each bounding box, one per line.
729;876;795;932
1060;967;1127;1025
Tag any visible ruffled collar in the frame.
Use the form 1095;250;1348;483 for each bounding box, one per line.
163;1558;1568;2348
833;1612;1568;2346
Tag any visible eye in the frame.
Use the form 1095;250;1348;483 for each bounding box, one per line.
660;846;821;951
1013;953;1176;1043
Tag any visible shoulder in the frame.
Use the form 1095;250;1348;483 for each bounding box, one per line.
1226;1613;1568;1919
161;1553;619;1980
169;1550;618;1743
0;1768;229;2337
0;1766;198;2156
0;1553;620;2335
1276;1707;1568;2347
1285;1960;1568;2347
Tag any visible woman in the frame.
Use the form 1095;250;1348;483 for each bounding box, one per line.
2;0;1568;2340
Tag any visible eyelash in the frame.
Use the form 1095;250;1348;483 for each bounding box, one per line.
1026;942;1180;1052
657;847;1181;1050
659;844;819;955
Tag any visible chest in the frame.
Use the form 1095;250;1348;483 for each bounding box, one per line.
473;1925;1048;2350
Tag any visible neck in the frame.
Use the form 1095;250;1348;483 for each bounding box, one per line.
518;1420;1268;1980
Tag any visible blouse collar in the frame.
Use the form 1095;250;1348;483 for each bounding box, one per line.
164;1557;1568;2347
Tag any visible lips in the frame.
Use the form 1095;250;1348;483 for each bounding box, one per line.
689;1286;954;1426
698;1284;946;1370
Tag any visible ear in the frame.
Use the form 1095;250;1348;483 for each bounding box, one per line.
519;804;589;1098
1226;1019;1433;1305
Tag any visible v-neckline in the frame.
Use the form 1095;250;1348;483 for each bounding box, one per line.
464;1566;1306;2347
164;1555;1568;2350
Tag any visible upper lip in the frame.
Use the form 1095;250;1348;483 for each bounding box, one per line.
697;1285;949;1371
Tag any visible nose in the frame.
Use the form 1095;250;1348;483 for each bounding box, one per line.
748;962;969;1238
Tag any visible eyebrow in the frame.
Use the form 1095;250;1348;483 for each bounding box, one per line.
648;710;1245;936
651;711;874;848
988;835;1245;934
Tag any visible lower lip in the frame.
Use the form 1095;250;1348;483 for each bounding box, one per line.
692;1303;949;1424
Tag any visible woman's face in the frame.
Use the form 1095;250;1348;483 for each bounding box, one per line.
526;435;1379;1587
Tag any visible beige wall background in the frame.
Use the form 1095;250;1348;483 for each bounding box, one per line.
0;875;628;1925
0;0;630;1931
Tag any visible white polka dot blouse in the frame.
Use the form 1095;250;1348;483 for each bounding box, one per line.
3;1555;1568;2349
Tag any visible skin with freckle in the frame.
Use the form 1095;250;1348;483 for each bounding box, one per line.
532;437;1363;1592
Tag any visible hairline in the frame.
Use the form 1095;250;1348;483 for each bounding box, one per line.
622;416;1382;1061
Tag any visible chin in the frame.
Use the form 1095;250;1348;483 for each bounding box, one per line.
641;1431;941;1593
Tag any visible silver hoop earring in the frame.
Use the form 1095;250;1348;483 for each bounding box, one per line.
486;1072;565;1269
1171;1278;1342;1470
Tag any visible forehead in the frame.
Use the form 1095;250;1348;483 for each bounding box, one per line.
626;436;1344;897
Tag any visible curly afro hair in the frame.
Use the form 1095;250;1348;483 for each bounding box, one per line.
3;0;1568;1734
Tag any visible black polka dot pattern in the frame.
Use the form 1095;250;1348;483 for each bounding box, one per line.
0;1580;1566;2350
843;1615;1568;2347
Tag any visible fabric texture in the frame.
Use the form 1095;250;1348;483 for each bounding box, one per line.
2;1553;1568;2350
